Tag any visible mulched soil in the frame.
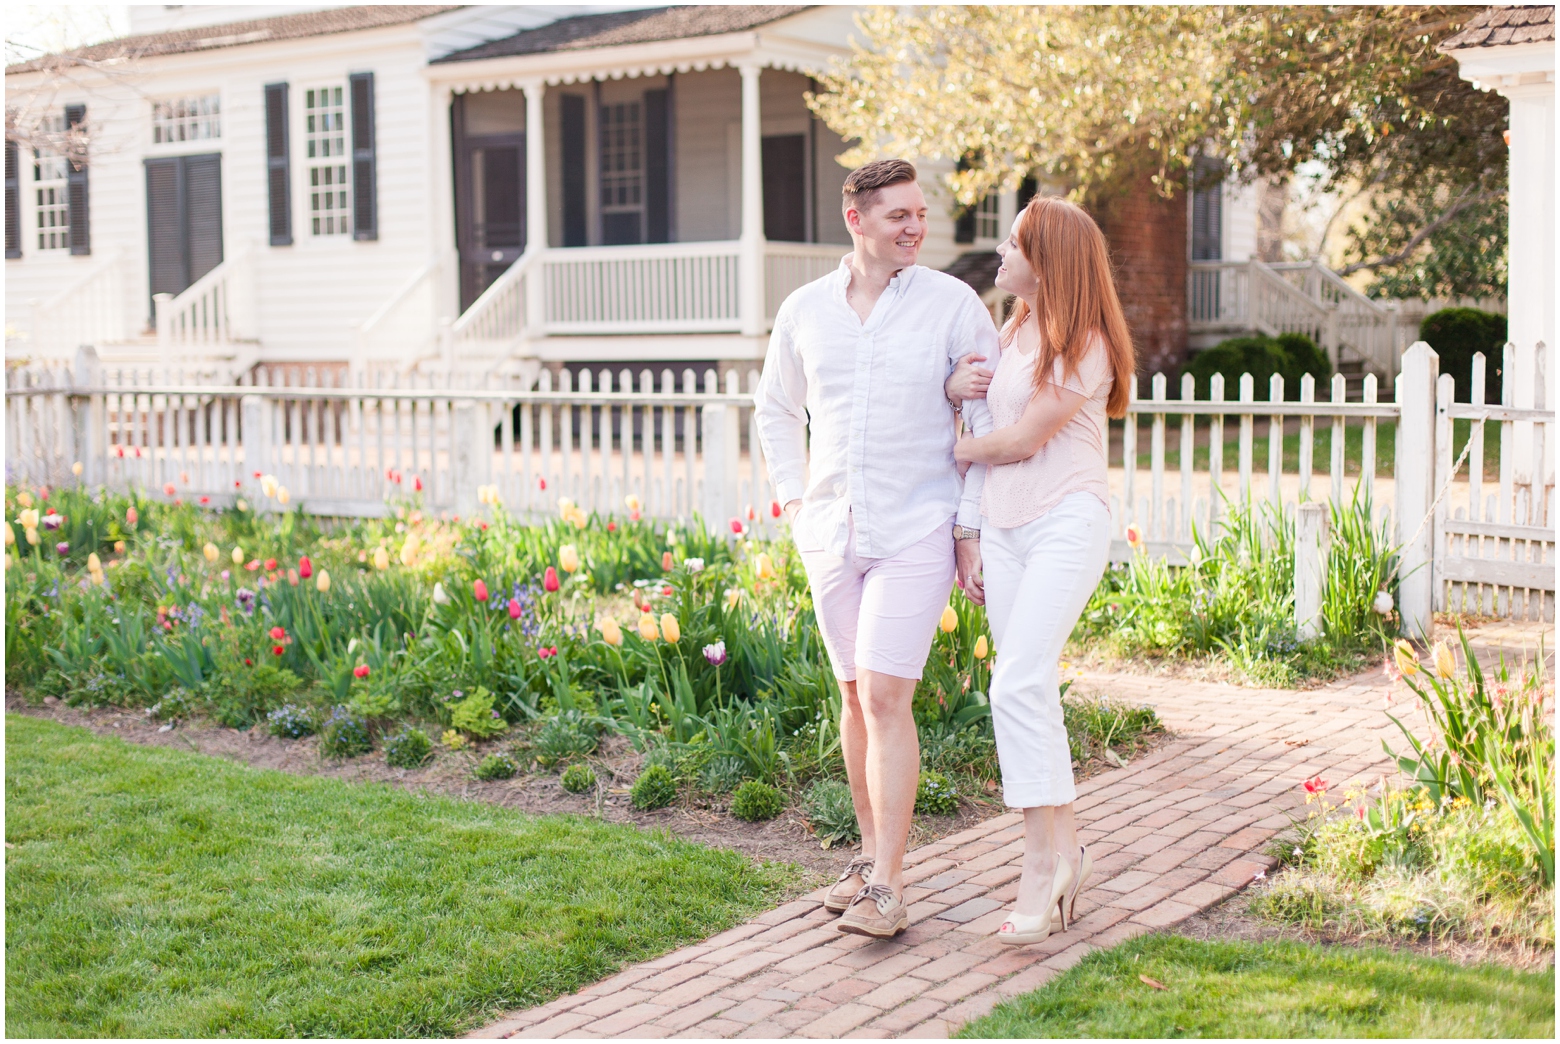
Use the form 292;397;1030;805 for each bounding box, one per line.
1174;888;1556;972
6;692;1163;884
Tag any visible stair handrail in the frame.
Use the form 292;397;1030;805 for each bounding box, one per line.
450;249;538;348
29;247;129;357
155;240;257;355
353;250;451;372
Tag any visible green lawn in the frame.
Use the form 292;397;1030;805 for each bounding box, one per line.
959;934;1554;1039
5;715;795;1037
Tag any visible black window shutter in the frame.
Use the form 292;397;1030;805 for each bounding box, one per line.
4;139;19;258
643;88;670;244
561;94;587;247
145;157;188;297
349;71;377;241
953;206;976;244
65;104;90;255
185;154;224;282
264;83;292;245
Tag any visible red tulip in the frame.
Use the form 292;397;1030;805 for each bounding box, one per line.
473;579;489;602
298;556;313;579
538;477;547;490
272;644;285;656
729;517;744;534
254;470;263;479
543;566;560;592
163;483;176;496
244;657;253;666
269;626;286;640
413;475;423;492
265;558;278;571
662;585;673;596
508;597;522;619
662;551;674;571
126;507;138;527
771;500;782;518
606;522;617;532
247;560;261;571
1302;776;1329;795
353;664;371;678
199;496;210;505
747;505;756;521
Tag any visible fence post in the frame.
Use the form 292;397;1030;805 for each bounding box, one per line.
1295;501;1330;640
154;292;174;367
452;398;485;517
74;346;102;487
1395;341;1438;639
701;401;729;535
241;394;268;503
1432;372;1455;612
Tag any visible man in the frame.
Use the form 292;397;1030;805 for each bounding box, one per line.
754;158;998;938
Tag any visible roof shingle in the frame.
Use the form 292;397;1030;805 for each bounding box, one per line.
434;5;806;63
7;6;459;73
1439;5;1555;51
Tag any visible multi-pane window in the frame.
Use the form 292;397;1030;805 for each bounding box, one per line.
975;193;1000;240
33;113;68;251
304;85;350;236
599;101;643;244
152;94;221;144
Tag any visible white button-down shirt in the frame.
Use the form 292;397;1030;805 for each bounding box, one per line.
753;255;1000;559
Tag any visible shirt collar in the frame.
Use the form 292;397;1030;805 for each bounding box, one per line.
835;253;919;299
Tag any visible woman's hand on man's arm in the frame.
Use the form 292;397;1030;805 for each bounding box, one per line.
945;353;993;406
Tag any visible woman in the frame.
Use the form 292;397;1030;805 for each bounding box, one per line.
946;196;1135;944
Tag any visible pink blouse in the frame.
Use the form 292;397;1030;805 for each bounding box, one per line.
979;332;1114;529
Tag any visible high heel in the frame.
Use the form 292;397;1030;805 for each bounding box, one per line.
998;854;1075;945
1048;845;1093;931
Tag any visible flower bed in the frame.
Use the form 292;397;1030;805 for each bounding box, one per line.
5;478;1161;833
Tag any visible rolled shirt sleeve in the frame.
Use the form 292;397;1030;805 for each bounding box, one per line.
753;313;810;509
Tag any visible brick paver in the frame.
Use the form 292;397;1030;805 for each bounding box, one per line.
469;625;1549;1039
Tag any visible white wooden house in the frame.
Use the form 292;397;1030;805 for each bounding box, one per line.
6;3;1347;382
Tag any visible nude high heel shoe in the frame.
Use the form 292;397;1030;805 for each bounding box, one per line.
997;854;1075;946
1049;844;1094;931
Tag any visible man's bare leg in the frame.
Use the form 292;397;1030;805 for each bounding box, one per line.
838;678;877;862
854;668;920;895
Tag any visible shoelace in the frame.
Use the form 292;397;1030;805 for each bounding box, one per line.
850;883;897;913
837;857;874;882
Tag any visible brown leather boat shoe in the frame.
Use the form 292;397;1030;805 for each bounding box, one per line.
822;856;875;914
837;883;909;938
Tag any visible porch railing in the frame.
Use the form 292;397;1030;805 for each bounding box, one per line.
153;241;258;363
765;243;844;322
9;342;1552;625
540;241;741;335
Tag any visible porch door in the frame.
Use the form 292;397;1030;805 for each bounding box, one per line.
145;153;223;314
457;135;525;312
762;135;807;242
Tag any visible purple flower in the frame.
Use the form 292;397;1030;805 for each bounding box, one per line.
221;569;231;581
55;541;69;555
703;640;727;666
42;513;62;531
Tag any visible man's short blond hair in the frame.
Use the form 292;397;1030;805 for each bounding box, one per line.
842;158;918;216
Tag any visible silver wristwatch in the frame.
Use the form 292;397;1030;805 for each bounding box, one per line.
953;525;981;541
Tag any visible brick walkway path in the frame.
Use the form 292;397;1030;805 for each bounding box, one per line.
473;625;1549;1039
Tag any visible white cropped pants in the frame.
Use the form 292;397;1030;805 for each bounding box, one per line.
982;492;1111;809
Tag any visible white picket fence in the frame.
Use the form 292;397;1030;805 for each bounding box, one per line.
7;341;1553;628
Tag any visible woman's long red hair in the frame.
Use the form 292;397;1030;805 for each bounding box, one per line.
1000;196;1135;418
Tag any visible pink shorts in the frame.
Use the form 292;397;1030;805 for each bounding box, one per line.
799;515;957;682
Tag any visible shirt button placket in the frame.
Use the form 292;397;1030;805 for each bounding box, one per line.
850;331;873;554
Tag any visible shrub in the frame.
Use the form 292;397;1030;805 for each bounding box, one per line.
533;710;600;768
384;727;433;769
731;780;785;822
631;763;678;810
698;755;749;795
803;779;859;848
915;770;960;816
449;687;508;739
265;703;315;739
318;707;372;759
474;753;517;781
1419;307;1506;403
208;665;304;729
560;762;596;793
1186;333;1330;400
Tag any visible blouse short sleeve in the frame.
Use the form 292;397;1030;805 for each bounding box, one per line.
1048;335;1113;398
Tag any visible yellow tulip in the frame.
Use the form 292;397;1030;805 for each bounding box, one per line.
974;635;989;660
940;605;958;633
755;552;776;580
373;546;391;570
724;588;740;609
1393;639;1420;677
231;545;245;564
72;461;83;476
25;527;39;546
3;553;9;569
17;492;33;508
624;493;642;513
660;613;681;644
203;542;219;562
315;568;331;593
260;474;278;498
18;508;39;529
277;487;291;505
2;526;12;547
638;613;659;641
114;540;126;554
87;552;101;573
598;616;623;646
400;534;419;566
559;543;581;574
1432;641;1456;681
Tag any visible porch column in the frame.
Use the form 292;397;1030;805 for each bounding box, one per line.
738;62;766;337
431;86;458;321
523;80;548;341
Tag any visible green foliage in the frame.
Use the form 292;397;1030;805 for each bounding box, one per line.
958;934;1554;1039
560;762;596;794
384;727;433;770
206;664;303;729
318;707;372;759
1418;307;1507;404
5;714;795;1037
730;780;785;822
1185;333;1331;401
265;703;315;739
532;710;601;768
474;753;516;782
630;763;678;811
449;687;508;739
915;770;960;816
1061;691;1163;766
802;778;860;849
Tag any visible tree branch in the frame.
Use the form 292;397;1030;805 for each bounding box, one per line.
1338;183;1500;275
